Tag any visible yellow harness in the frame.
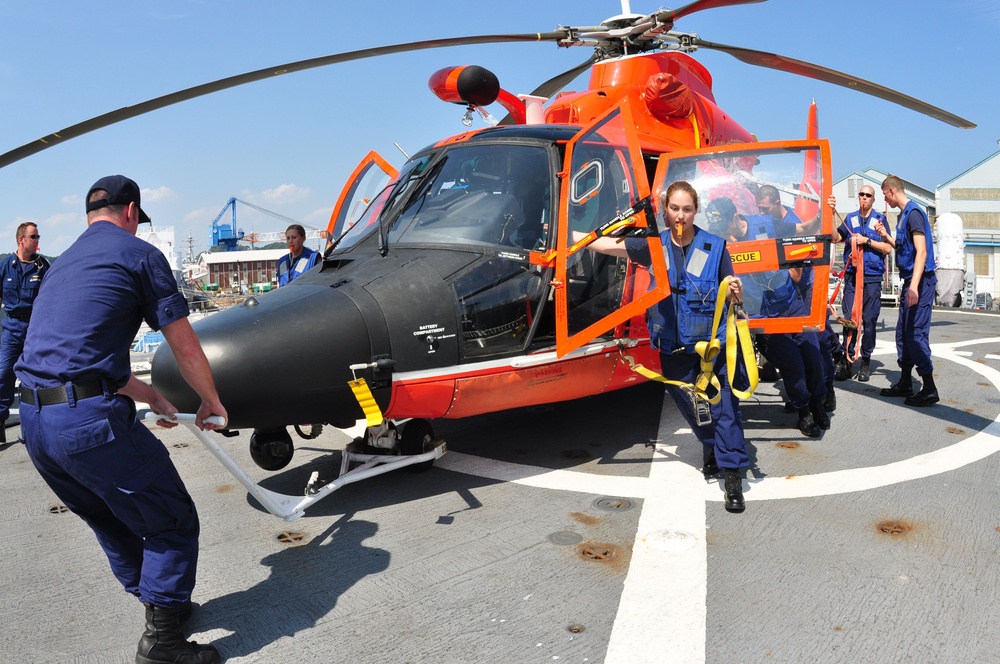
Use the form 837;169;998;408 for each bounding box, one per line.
620;275;758;420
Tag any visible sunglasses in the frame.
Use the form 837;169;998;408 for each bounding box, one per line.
858;193;874;199
25;234;40;239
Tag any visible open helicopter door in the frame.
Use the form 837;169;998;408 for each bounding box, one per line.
652;139;833;332
553;98;670;357
326;150;398;244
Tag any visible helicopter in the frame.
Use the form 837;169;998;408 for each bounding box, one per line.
1;1;974;517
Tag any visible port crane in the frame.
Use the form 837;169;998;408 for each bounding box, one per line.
210;196;326;250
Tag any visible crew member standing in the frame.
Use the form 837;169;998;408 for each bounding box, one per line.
15;175;227;664
0;223;49;442
587;182;750;512
876;174;939;406
276;223;320;286
832;186;889;382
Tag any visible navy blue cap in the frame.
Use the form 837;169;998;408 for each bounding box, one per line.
85;175;151;224
705;197;737;234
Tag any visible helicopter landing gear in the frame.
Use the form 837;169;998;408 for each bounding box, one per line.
399;418;435;472
249;428;294;471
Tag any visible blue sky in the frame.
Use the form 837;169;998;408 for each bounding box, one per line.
1;0;997;257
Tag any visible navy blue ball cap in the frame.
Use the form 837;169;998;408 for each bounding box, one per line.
705;197;737;234
85;174;151;224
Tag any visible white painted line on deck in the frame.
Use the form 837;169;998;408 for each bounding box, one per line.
604;399;709;664
435;336;1000;664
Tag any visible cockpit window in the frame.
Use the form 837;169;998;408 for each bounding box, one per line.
329;154;430;252
386;144;552;250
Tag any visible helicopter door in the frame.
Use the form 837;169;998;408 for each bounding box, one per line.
554;98;670;357
652;139;833;332
326;150;398;243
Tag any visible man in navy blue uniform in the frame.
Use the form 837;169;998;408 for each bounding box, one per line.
0;222;49;442
707;197;828;438
276;223;320;286
876;174;939;406
587;182;749;512
830;186;890;382
15;175;227;664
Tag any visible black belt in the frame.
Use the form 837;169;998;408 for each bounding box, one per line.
20;379;108;406
6;310;30;321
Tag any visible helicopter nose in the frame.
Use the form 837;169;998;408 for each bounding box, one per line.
151;282;378;430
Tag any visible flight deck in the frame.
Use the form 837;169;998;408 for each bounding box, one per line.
2;307;999;663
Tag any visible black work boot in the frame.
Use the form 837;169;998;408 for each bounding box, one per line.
857;359;871;382
833;352;852;381
702;445;720;479
0;423;5;444
178;600;194;625
823;381;836;412
723;469;745;513
880;374;914;397
811;396;831;430
136;603;220;664
905;374;940;407
797;407;821;438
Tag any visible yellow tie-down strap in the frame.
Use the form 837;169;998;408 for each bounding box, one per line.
348;377;384;427
622;275;758;403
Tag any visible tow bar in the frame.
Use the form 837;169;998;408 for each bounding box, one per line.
140;411;446;522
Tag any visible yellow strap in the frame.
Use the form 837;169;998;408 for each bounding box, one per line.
727;299;759;400
623;275;757;403
689;112;701;149
348;377;384;427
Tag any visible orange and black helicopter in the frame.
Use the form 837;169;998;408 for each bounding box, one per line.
2;0;973;519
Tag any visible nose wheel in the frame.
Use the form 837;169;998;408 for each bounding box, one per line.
249;428;295;470
399;419;435;472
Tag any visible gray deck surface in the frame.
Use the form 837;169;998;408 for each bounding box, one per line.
3;307;999;663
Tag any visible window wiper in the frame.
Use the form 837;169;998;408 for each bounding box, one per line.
324;183;394;257
378;156;447;256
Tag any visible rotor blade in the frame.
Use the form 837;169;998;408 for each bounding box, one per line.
498;55;598;126
0;32;568;169
693;38;975;129
658;0;766;24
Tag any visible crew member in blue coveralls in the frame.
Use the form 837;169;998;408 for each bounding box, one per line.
15;175;227;664
875;174;939;406
757;185;844;412
830;186;889;382
706;196;828;438
276;223;320;286
585;181;749;513
0;222;49;442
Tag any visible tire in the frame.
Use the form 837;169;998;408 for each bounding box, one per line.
399;419;435;472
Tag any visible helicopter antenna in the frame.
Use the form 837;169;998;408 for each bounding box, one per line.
393;142;410;160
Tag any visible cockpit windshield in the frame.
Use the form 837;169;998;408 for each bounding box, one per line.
330;154;430;253
385;143;552;250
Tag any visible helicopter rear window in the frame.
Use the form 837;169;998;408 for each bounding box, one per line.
386;144;552;250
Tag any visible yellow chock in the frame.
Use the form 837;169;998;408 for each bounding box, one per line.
348;378;383;427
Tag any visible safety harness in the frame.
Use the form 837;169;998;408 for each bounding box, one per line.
620;275;758;425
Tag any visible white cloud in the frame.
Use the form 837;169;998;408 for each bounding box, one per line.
244;183;311;206
182;206;224;224
141;186;177;203
303;207;334;227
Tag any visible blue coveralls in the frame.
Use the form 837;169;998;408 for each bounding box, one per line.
741;215;826;408
277;246;320;286
15;221;197;609
0;253;49;423
893;201;937;377
791;265;842;386
839;209;887;361
627;228;749;470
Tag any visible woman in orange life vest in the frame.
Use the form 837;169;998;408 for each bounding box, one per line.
583;181;749;513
